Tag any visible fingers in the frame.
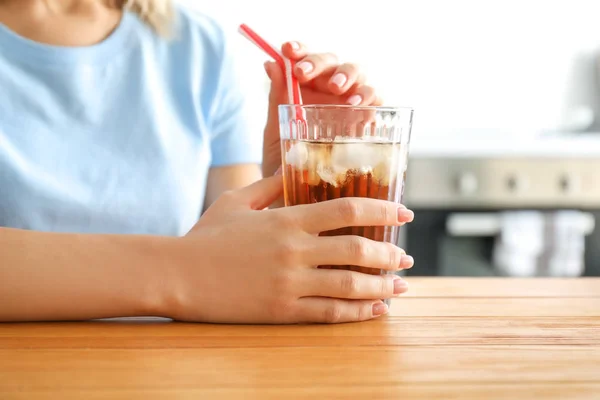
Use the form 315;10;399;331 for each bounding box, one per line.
280;41;383;106
308;236;412;272
217;175;283;210
302;269;408;300
299;59;381;106
345;84;377;106
281;41;308;59
296;297;389;323
284;198;414;233
296;59;370;99
327;63;366;95
294;52;338;84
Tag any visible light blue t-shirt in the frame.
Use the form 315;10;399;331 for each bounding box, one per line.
0;7;262;235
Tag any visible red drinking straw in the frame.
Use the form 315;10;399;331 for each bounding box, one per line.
238;24;303;106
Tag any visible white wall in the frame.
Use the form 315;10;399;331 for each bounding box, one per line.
179;0;600;143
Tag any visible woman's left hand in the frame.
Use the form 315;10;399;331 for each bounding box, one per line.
261;41;383;178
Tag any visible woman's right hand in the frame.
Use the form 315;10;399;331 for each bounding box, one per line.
163;175;414;324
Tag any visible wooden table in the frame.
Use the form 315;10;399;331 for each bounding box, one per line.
1;278;599;399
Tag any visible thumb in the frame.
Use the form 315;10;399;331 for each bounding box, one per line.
234;174;284;210
264;61;288;131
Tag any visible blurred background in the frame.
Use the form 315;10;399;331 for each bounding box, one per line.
180;0;600;277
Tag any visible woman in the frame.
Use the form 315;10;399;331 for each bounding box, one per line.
0;0;415;324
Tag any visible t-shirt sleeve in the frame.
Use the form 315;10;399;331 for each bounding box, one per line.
207;33;263;168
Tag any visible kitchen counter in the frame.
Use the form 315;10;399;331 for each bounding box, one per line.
409;133;600;158
1;278;599;399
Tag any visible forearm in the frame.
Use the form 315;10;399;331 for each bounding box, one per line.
262;140;280;179
203;164;262;212
0;227;176;322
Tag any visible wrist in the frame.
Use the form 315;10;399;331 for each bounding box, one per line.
132;236;184;318
145;236;210;321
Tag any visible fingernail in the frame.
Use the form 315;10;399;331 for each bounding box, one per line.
290;41;300;50
393;278;408;295
400;255;414;269
273;166;282;176
397;208;414;222
330;73;347;88
296;61;313;75
347;94;362;106
372;302;388;316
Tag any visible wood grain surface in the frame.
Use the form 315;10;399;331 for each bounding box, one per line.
1;277;599;399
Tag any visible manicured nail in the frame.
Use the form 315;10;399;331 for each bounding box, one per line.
372;302;388;316
400;255;414;269
289;41;300;50
393;278;408;294
330;73;347;88
347;94;362;106
397;208;414;222
296;61;313;75
273;166;282;176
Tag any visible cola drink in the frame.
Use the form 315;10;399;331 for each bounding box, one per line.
281;138;407;275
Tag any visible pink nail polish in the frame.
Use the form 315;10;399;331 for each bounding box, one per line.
273;166;283;176
393;278;408;294
290;41;300;50
397;208;414;222
296;61;313;74
372;302;388;316
331;73;347;88
347;94;362;106
400;255;414;269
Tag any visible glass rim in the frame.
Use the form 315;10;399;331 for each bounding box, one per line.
277;104;414;112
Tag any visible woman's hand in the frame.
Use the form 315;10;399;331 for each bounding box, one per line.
165;175;414;324
261;42;382;177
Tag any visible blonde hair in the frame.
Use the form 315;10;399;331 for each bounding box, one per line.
120;0;175;37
